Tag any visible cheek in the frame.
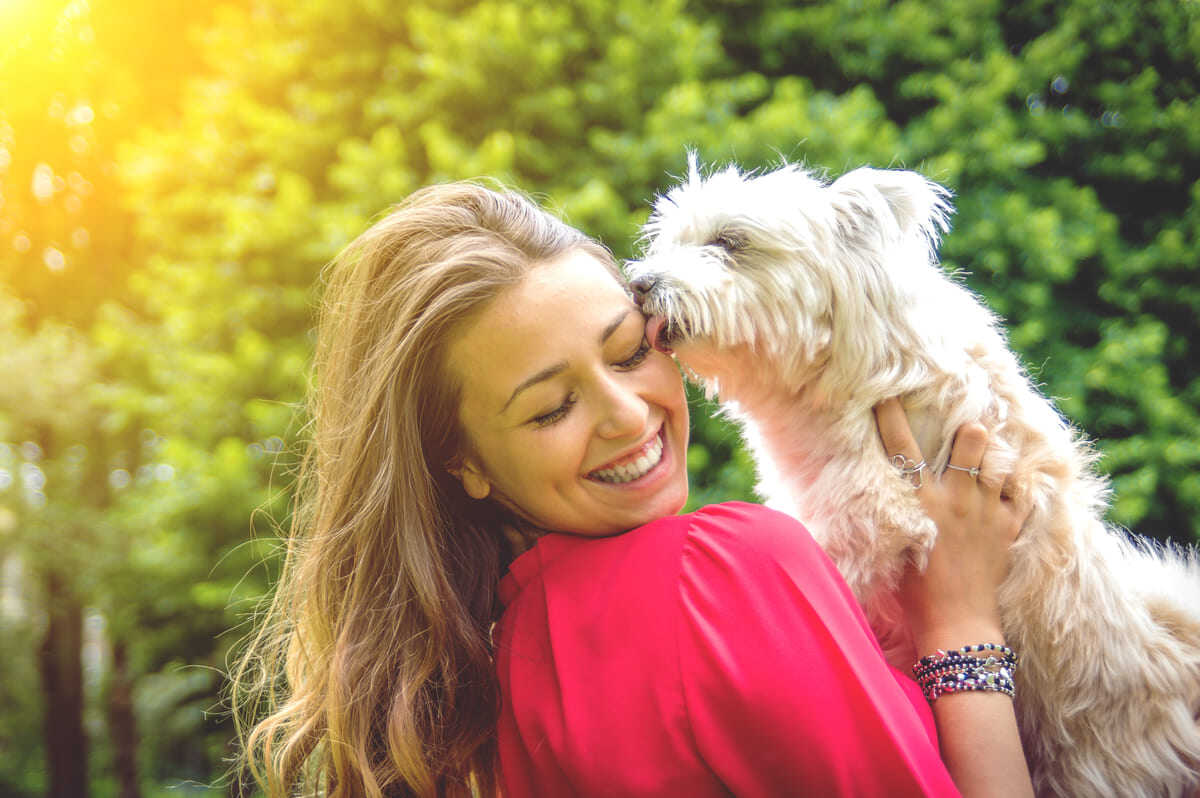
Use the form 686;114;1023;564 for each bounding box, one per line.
457;412;524;489
531;418;593;480
647;354;686;406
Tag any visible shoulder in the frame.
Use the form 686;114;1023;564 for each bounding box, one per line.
524;501;803;570
537;501;853;663
498;502;828;662
633;500;816;558
674;501;839;590
680;500;800;535
519;501;830;608
497;501;849;668
672;500;861;629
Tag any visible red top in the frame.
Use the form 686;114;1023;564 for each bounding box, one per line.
495;502;961;797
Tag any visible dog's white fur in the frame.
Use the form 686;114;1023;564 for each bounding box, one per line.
628;156;1200;797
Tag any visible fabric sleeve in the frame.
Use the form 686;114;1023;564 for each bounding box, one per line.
675;503;961;798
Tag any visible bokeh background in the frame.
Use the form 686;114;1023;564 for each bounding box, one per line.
0;0;1196;794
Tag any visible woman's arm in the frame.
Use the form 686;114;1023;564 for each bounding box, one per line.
874;398;1034;798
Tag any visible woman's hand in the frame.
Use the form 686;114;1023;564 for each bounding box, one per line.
873;398;1029;655
875;397;1035;798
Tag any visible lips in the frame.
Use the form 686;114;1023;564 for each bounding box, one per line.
587;428;665;484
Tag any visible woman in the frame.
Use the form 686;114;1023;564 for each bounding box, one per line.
234;181;1032;797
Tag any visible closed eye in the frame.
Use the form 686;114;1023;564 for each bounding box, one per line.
531;393;577;427
614;337;651;370
708;230;747;252
530;335;649;427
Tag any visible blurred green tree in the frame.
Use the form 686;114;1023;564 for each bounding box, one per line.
0;0;250;794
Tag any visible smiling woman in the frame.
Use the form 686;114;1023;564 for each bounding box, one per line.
232;181;627;797
445;248;690;537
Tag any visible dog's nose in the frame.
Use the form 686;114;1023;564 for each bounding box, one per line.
629;275;658;301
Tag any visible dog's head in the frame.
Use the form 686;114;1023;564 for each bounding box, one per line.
629;156;953;396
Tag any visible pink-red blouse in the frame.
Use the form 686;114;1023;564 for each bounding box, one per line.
495;502;961;797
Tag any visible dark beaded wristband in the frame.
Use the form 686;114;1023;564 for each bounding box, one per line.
912;643;1018;702
924;672;1016;700
915;643;1016;670
912;652;1016;680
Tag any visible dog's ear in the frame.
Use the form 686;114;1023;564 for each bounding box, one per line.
820;168;956;385
829;168;953;248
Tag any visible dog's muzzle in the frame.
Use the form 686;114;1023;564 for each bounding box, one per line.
628;273;678;352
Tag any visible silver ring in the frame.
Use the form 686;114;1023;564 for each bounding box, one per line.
890;454;927;489
945;464;981;479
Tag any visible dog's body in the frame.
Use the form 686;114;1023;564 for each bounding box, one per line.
629;159;1200;797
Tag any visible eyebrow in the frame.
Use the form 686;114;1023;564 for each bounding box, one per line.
500;310;632;414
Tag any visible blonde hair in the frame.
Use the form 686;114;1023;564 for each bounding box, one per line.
232;182;615;796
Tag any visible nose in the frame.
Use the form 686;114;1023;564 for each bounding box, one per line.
595;375;649;440
629;274;658;303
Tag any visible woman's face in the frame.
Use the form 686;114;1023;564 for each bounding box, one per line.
446;248;690;537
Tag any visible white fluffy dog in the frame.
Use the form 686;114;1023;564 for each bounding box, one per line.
627;157;1200;797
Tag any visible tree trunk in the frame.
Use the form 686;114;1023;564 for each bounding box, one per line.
108;638;140;798
38;570;88;798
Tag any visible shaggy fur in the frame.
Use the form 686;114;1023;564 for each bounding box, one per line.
627;156;1200;797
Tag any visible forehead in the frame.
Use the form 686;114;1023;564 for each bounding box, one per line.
509;249;625;312
447;250;632;409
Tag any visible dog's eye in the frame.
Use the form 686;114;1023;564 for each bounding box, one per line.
709;231;746;252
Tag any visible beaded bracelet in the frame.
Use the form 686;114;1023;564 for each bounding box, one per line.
915;642;1016;670
912;644;1018;702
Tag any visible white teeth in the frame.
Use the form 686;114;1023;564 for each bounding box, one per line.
590;434;664;484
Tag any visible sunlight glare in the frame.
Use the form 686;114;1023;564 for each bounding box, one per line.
0;0;36;30
0;0;81;51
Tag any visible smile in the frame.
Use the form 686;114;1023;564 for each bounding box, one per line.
587;428;665;484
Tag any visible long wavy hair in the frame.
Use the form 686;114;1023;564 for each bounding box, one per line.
232;182;615;796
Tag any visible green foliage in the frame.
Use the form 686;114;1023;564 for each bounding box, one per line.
0;0;1196;791
683;385;758;511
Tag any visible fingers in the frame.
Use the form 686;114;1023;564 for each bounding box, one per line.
874;397;923;463
875;400;1009;503
874;398;927;489
944;423;988;487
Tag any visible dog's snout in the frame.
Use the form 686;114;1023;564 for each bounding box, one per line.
630;274;658;301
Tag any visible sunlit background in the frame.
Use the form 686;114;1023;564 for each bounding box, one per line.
1;0;1197;795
